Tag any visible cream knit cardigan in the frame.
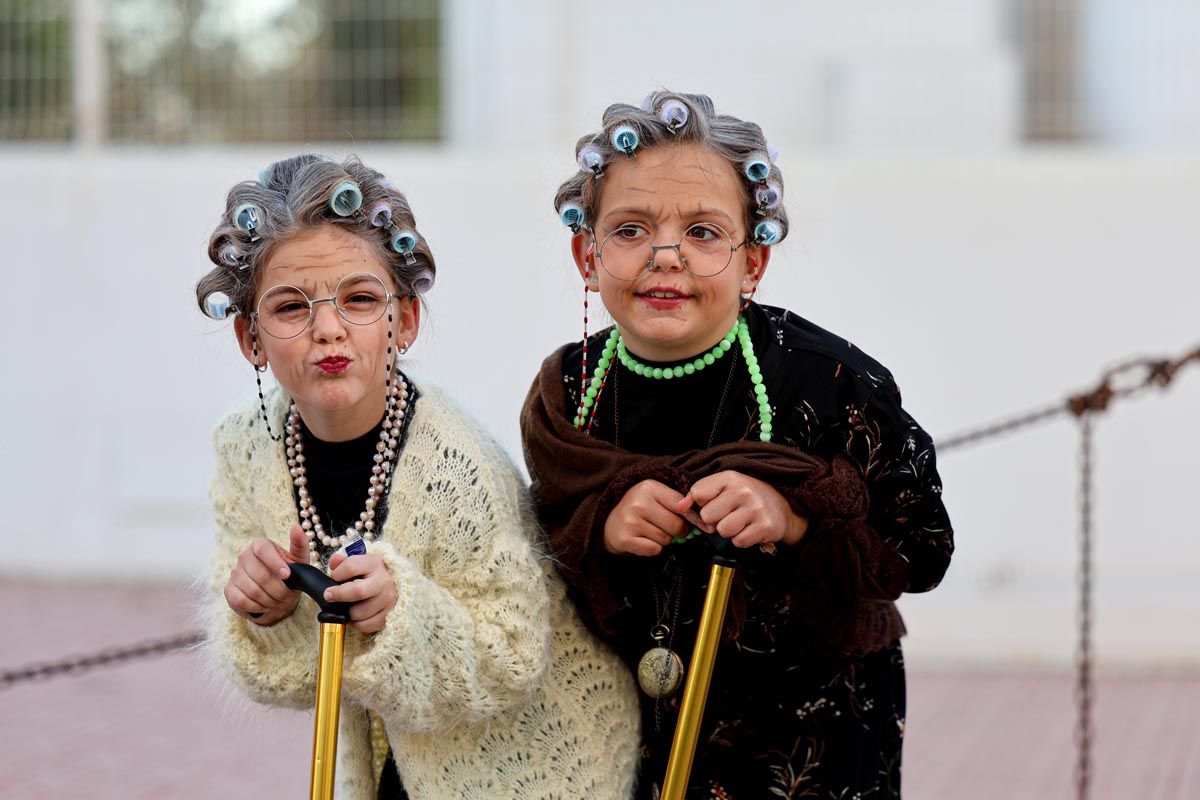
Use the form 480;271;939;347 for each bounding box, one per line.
207;381;640;799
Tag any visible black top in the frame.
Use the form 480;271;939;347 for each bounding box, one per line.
559;302;953;799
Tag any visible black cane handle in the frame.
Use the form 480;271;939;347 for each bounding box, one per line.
706;532;743;567
284;563;353;624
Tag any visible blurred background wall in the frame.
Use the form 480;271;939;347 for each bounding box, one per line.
1;0;1197;668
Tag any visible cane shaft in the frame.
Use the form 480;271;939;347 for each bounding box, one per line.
661;563;736;800
310;622;347;800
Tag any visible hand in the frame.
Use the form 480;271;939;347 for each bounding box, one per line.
603;479;712;557
678;470;809;549
324;551;399;634
224;524;310;626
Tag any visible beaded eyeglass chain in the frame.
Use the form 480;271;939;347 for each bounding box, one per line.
250;322;281;442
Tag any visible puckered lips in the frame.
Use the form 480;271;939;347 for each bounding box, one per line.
315;355;351;375
635;284;692;310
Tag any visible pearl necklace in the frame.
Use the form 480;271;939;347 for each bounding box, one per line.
285;373;409;566
574;316;774;444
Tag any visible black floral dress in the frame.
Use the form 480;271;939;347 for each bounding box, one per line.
555;303;953;799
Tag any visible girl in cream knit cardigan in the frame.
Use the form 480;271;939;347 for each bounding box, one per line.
197;154;639;798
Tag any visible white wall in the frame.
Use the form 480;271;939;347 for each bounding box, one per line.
0;146;1197;668
446;0;1018;152
443;0;1200;153
1081;0;1200;148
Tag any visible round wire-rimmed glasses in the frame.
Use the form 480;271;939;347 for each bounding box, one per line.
594;222;749;281
252;272;397;339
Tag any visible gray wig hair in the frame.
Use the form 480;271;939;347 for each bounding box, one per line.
195;153;436;318
553;90;789;244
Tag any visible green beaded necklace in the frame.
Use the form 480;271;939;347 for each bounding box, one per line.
573;316;775;442
573;315;775;544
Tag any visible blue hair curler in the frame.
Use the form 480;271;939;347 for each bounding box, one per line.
232;203;260;233
203;291;235;320
368;201;393;228
755;183;782;211
743;156;770;184
639;92;656;112
611;125;639;157
766;141;780;163
752;220;781;246
577;144;605;176
411;268;435;295
658;99;689;133
391;229;418;264
329;181;363;217
559;203;586;233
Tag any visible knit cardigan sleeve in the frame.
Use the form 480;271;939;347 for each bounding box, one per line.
337;392;553;734
206;428;319;710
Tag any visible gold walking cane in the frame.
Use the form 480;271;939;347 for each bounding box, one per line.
660;534;742;800
285;562;353;800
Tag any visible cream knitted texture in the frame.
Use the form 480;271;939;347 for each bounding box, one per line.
207;381;640;799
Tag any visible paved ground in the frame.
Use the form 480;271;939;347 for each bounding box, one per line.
3;580;1197;799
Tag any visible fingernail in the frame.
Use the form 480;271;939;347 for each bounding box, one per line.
278;566;290;579
323;589;333;601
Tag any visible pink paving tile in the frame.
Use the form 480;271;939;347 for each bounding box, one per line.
3;580;1198;799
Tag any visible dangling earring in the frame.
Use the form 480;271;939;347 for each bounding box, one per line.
740;279;758;312
251;322;282;442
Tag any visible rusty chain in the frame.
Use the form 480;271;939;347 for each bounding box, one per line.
939;347;1199;453
939;343;1199;800
939;345;1200;454
1;632;203;691
1075;413;1094;800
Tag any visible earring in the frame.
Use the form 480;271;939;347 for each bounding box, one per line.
740;279;758;312
250;324;282;442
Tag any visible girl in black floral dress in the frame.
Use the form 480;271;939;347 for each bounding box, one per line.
521;91;953;799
